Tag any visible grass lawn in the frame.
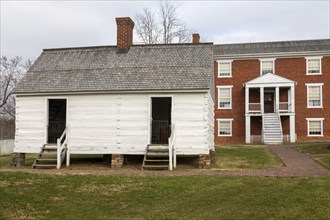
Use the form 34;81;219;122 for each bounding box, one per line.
211;145;283;170
294;142;330;154
293;142;330;170
0;154;107;170
314;156;330;170
0;172;329;219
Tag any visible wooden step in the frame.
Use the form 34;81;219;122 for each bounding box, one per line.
41;147;57;151
147;148;168;152
36;159;57;161
145;159;169;162
33;164;57;168
143;164;169;169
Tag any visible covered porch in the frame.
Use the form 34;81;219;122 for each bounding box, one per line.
245;73;295;115
244;73;296;144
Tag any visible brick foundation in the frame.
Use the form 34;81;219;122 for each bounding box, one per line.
198;154;211;169
11;153;25;167
111;154;124;168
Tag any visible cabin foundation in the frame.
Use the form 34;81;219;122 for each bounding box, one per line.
103;154;112;166
111;154;124;168
11;153;25;167
198;154;211;169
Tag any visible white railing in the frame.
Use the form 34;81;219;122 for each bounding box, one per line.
168;123;176;171
277;114;283;141
279;102;289;112
56;124;70;169
249;103;261;113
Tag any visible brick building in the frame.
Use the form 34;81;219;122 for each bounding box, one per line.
214;39;330;144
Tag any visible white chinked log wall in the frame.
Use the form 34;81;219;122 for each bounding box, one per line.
14;92;214;155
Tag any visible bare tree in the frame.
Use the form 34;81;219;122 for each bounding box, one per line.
0;56;33;119
134;0;194;44
0;56;33;139
135;8;160;44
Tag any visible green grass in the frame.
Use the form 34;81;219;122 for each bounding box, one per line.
294;143;330;154
0;154;108;170
314;155;330;170
211;145;283;170
293;142;330;170
0;172;329;219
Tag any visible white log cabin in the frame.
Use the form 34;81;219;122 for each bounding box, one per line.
12;17;215;169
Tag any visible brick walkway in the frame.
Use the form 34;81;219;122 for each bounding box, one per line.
1;145;329;177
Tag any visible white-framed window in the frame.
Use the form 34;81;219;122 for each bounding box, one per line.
217;60;233;77
260;58;276;75
306;118;324;137
306;83;323;108
217;86;233;109
305;56;322;75
217;119;233;136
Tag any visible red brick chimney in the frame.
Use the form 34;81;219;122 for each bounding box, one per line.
192;33;200;44
116;17;135;53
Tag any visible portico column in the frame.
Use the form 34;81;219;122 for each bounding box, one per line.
245;115;251;143
275;86;280;113
290;115;296;142
260;87;264;114
290;85;295;113
245;86;249;114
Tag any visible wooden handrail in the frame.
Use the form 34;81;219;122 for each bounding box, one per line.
57;124;70;169
168;123;176;170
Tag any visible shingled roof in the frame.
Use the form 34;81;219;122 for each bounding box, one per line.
214;39;330;57
13;43;214;94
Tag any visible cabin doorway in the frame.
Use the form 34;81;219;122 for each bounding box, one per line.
47;99;67;143
151;97;172;144
264;92;274;113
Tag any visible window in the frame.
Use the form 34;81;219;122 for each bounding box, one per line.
306;57;322;75
306;118;324;136
306;83;323;108
260;59;275;75
218;86;232;109
218;119;233;136
218;60;233;77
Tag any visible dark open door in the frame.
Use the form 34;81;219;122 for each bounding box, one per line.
151;97;171;144
48;99;66;143
264;93;274;113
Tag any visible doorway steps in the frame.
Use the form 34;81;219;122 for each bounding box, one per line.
32;144;60;169
142;145;169;170
263;113;283;145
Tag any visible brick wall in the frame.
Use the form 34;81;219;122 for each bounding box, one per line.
214;56;330;144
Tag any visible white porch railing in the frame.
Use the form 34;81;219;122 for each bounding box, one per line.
279;102;290;112
249;103;261;113
168;124;177;170
56;124;70;169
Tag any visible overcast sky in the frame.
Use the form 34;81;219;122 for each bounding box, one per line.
1;0;329;60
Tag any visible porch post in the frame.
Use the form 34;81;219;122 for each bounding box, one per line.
245;86;249;114
288;87;291;112
290;85;295;113
275;86;280;113
245;115;251;143
260;87;264;114
290;115;296;142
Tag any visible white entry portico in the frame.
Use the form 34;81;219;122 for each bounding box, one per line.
244;73;296;144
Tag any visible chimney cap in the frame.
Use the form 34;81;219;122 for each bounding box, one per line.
116;17;135;28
